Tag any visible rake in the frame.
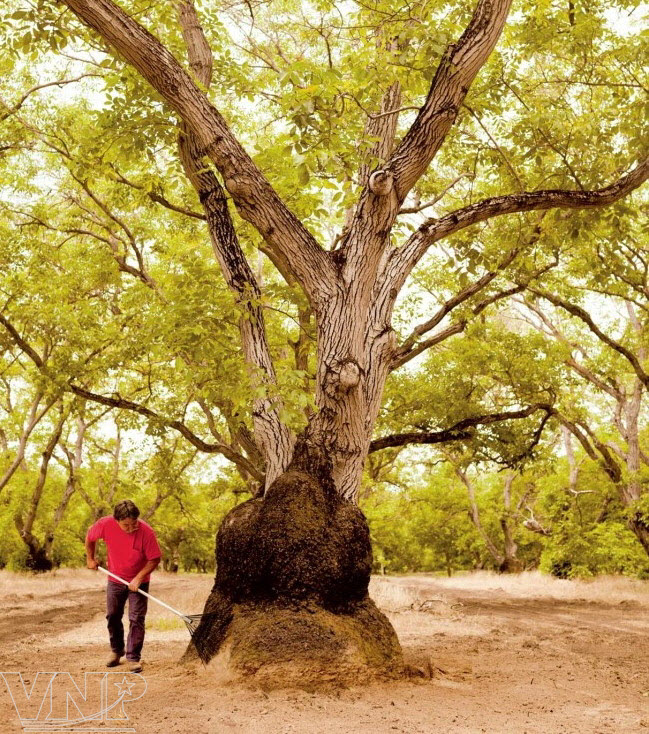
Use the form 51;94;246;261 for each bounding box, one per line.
97;566;211;663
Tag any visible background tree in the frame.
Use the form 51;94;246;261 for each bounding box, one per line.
513;218;649;553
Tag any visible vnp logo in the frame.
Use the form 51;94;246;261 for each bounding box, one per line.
0;671;147;732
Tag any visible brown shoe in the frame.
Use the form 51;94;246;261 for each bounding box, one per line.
106;652;122;668
128;661;143;673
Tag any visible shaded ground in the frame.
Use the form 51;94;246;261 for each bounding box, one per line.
0;570;647;733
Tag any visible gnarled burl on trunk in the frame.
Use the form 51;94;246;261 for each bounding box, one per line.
184;441;402;685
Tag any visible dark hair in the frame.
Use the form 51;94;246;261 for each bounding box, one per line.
113;500;140;521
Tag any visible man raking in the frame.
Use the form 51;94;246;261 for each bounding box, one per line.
85;500;161;672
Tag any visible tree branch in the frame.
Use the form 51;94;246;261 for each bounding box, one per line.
175;0;293;486
392;158;649;283
395;246;521;361
0;74;101;122
110;167;207;220
391;281;527;370
0;392;57;493
387;0;513;201
528;287;649;390
369;403;553;453
398;173;474;214
0;313;264;482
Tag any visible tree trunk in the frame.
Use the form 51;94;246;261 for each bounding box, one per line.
297;292;396;501
181;246;404;682
622;304;648;555
170;1;403;682
500;473;522;573
455;465;507;569
15;405;69;572
185;439;402;685
628;517;649;555
185;294;401;681
43;414;88;561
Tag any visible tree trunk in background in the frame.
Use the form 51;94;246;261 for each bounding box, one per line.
43;414;88;562
500;473;523;573
624;305;649;555
456;466;506;569
15;405;69;571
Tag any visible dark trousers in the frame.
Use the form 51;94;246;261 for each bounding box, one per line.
106;581;149;662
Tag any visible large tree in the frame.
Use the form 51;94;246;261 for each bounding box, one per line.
2;0;647;683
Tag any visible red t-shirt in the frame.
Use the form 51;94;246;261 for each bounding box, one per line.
86;516;161;583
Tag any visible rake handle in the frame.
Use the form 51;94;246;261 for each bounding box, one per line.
97;565;190;623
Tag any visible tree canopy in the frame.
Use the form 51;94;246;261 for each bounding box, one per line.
0;0;647;574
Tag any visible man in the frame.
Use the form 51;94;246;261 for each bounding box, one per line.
85;500;162;673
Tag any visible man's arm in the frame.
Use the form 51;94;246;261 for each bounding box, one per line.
128;558;161;592
85;538;98;570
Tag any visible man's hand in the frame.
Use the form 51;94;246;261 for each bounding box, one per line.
128;578;142;592
86;557;99;570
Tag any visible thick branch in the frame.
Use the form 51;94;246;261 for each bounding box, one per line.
358;82;402;189
522;297;627;404
551;409;624;486
575;419;624;485
176;0;293;486
393;158;649;283
68;384;264;480
341;0;512;290
369;404;552;453
388;0;513;200
566;357;625;403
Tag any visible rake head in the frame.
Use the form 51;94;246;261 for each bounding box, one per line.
182;614;214;665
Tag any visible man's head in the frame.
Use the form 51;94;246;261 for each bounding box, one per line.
113;500;140;534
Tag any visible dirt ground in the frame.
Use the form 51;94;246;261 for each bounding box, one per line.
0;570;647;733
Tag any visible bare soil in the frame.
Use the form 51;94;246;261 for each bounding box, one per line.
0;570;647;733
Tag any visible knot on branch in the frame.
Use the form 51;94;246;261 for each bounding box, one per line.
368;170;394;196
224;174;252;201
324;359;362;397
